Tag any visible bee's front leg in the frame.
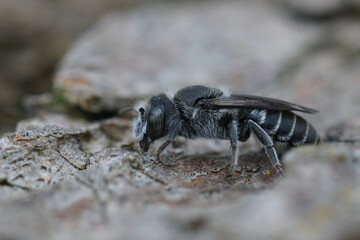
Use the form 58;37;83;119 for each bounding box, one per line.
155;120;182;163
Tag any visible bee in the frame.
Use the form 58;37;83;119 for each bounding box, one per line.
133;85;320;176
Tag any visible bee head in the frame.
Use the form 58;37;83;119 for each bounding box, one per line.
133;94;175;152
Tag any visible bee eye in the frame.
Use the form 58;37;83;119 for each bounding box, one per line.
147;106;164;140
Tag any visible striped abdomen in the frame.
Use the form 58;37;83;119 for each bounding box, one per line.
250;110;320;146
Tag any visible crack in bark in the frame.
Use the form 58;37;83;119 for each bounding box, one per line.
49;156;66;184
0;178;31;191
56;149;88;170
128;159;167;186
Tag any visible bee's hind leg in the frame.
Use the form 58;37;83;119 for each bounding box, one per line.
247;120;284;177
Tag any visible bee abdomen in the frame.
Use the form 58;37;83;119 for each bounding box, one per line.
259;110;281;135
256;110;319;146
290;118;320;146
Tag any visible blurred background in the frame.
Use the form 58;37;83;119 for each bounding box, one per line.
0;0;137;134
0;0;359;135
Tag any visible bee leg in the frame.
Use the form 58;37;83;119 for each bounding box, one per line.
155;140;172;163
155;120;182;163
228;120;239;174
248;120;284;177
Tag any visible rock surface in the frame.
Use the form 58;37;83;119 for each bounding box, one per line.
54;1;319;112
1;120;360;239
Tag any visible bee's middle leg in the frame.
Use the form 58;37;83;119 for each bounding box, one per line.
228;120;239;172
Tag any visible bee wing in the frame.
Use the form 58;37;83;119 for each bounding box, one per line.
208;95;318;114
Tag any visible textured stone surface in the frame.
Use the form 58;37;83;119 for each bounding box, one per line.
0;126;88;192
1;132;360;239
54;1;319;112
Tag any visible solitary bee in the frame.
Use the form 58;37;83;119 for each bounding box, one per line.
133;85;320;176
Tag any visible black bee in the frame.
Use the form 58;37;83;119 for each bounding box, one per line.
133;85;320;176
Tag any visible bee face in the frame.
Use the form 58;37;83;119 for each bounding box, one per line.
133;94;172;152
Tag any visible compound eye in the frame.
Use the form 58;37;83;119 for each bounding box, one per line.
147;106;164;140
